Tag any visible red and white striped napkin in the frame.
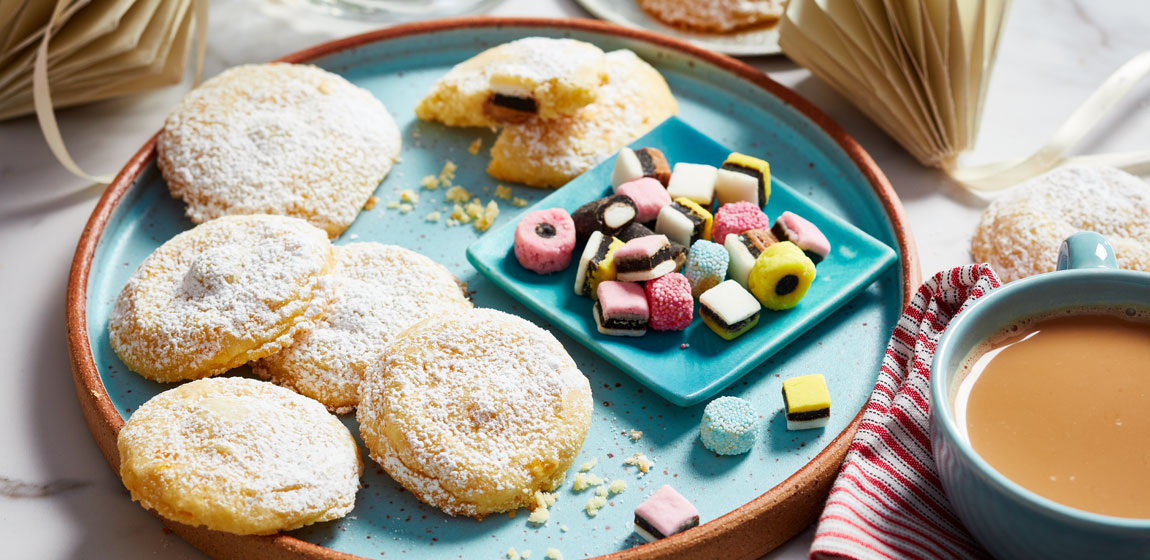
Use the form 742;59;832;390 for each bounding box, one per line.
811;265;1002;560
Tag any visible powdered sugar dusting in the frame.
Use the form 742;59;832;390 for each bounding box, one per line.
971;166;1150;282
254;243;472;413
357;309;593;517
157;63;401;238
109;215;333;382
488;50;678;188
117;377;362;535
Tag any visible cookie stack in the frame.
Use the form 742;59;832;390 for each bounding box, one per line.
416;37;679;188
110;60;595;536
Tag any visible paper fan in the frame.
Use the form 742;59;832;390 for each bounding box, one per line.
778;0;1011;169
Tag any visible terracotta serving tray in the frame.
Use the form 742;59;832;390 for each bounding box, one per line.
66;17;920;560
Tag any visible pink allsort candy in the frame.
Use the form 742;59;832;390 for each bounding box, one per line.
645;272;693;331
514;208;577;273
633;485;700;542
771;210;831;264
594;281;649;336
617;177;672;223
711;201;771;245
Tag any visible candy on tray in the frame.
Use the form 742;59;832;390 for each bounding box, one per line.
781;374;831;430
747;241;816;310
771;211;831;265
699;280;761;340
665;162;718;206
655;197;712;247
574;230;623;298
684;240;729;298
714;168;759;207
594;281;649;337
645;272;693;331
724;228;778;288
572;194;637;242
719;152;770;207
615;234;679;282
699;396;757;455
711;201;771;245
617;177;672;224
618;222;687;268
513;208;577;274
633;485;700;543
611;147;672;190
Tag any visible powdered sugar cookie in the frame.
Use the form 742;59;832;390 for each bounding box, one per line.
415;37;608;128
109;215;333;383
158;63;401;238
117;377;362;535
971;166;1150;283
357;308;593;518
488;49;678;188
638;0;784;33
253;243;471;414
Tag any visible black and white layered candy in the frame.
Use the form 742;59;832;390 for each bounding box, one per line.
611;147;672;190
572;194;638;243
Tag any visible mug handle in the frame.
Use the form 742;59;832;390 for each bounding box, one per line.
1057;231;1118;271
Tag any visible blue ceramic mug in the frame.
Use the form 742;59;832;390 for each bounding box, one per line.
930;232;1150;559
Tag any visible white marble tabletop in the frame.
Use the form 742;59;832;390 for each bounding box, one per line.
1;0;1146;558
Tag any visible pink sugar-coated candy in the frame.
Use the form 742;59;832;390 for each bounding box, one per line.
776;211;831;257
514;208;577;274
645;273;693;331
617;177;672;223
597;281;649;317
615;234;669;261
711;201;771;245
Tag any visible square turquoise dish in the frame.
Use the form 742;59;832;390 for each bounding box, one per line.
467;117;896;406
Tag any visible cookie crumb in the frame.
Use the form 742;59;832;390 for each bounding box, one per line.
608;479;626;495
545;548;563;560
450;204;472;224
512;197;529;207
629;430;643;441
560;524;569;532
624;453;654;475
425;211;441;223
439;160;457;186
495;184;513;200
468;137;483;155
399;203;414;214
445;185;472;203
420;175;440;190
527;507;550;525
521;550;532;559
585;495;608;517
507;546;520;560
386;200;400;210
595;484;609;498
474;200;500;232
363;196;379;210
579;458;598;472
400;189;419;203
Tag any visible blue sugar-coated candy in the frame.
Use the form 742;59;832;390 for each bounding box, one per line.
699;396;757;455
684;240;729;298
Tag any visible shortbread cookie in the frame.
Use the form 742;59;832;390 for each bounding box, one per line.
158;63;401;238
415;37;608;128
971;166;1150;283
109;215;334;382
638;0;784;33
488;49;678;188
253;243;471;414
117;377;362;535
357;308;593;518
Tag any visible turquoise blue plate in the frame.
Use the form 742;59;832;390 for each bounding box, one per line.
75;20;915;560
467;117;897;406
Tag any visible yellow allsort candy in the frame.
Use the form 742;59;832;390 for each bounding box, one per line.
672;197;713;241
722;153;771;205
747;241;816;310
588;236;624;298
782;374;831;414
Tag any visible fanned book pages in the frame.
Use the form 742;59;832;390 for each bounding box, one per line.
0;0;203;120
778;0;1011;170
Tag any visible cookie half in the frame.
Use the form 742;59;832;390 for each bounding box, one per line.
415;37;608;128
357;308;593;518
254;243;472;414
117;377;362;535
487;49;678;188
108;215;334;382
158;63;401;238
